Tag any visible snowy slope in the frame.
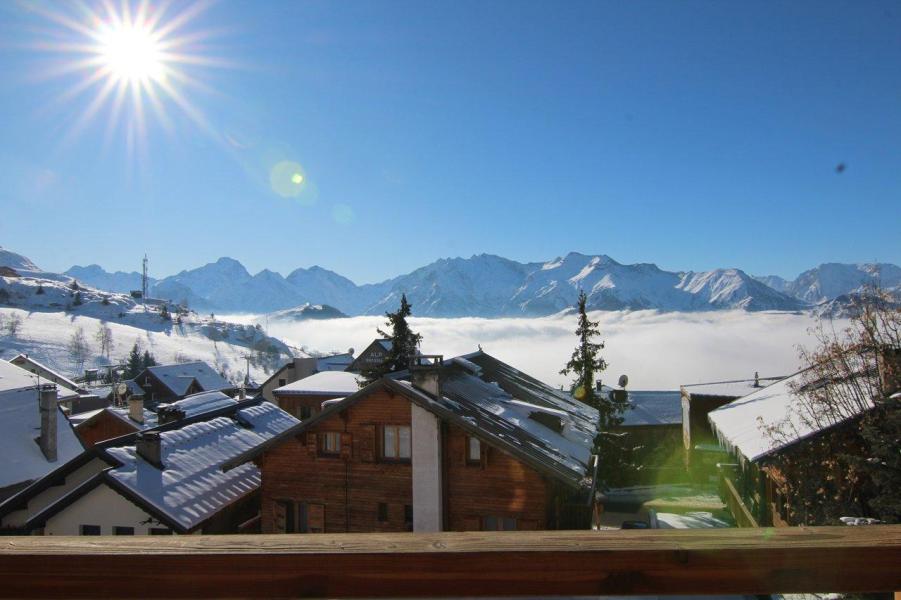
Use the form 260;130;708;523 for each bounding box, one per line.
785;262;901;304
1;258;299;384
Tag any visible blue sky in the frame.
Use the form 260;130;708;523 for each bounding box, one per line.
0;0;898;284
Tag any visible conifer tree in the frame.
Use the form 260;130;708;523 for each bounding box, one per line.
142;349;157;369
124;343;143;379
561;290;630;488
362;293;422;383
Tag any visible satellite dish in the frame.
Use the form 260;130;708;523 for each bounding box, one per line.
116;383;128;396
618;374;629;389
348;348;355;356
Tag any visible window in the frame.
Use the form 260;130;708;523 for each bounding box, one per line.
276;500;296;533
300;406;312;420
149;528;172;535
79;524;100;536
278;378;287;387
381;425;411;460
377;502;388;523
404;505;413;531
466;436;481;464
320;432;342;456
113;526;134;535
482;516;517;531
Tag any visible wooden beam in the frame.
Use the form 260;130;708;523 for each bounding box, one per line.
1;526;900;598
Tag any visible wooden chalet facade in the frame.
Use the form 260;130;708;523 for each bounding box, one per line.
271;370;360;421
227;352;600;534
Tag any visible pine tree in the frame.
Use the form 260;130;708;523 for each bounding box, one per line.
362;293;422;383
142;349;157;369
124;343;143;379
561;290;630;488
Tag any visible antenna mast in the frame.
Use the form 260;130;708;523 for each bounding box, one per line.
142;254;149;311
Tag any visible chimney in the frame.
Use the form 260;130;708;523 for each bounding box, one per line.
128;396;144;424
38;384;57;462
136;431;163;468
156;405;185;426
754;371;760;388
411;355;443;397
238;384;246;400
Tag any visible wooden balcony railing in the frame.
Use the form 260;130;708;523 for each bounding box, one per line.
1;526;899;598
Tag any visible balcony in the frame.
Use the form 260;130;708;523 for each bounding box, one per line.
0;526;899;598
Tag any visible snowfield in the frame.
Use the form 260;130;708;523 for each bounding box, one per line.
222;309;833;391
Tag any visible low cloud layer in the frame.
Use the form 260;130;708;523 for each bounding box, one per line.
226;310;833;391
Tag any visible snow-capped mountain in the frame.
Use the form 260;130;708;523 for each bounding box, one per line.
269;303;348;321
62;249;899;318
64;264;153;294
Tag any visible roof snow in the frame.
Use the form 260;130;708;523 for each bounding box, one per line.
105;402;298;530
0;360;79;402
274;370;361;396
681;376;786;399
707;371;875;462
621;391;682;427
0;387;85;489
146;362;232;396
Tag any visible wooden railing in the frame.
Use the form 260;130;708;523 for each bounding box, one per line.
1;526;899;598
722;474;759;528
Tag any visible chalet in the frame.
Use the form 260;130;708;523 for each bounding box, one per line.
9;354;105;414
73;390;237;447
0;398;299;535
614;390;685;484
258;354;354;404
130;361;234;408
226;352;601;534
0;361;85;501
679;374;785;475
707;369;882;528
271;370;361;420
346;339;392;373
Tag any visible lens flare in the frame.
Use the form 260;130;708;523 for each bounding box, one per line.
270;160;307;198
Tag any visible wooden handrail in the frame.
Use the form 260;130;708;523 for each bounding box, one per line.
1;526;899;598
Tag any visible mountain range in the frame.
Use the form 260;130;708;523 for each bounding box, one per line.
61;252;901;318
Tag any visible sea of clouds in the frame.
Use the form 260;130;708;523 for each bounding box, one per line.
223;310;835;391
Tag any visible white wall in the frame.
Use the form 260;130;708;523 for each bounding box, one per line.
43;483;167;536
411;404;442;532
1;458;108;529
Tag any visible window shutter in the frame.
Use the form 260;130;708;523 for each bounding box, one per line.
360;425;376;462
306;433;317;458
340;433;352;460
308;503;325;533
274;501;287;533
480;444;489;469
462;517;480;532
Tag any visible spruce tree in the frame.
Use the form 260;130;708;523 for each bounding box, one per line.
561;290;630;488
362;293;422;383
142;349;157;369
125;343;143;379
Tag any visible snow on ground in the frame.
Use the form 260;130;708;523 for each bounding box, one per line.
223;309;833;391
0;306;292;384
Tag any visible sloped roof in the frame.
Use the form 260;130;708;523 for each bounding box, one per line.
10;354;82;394
146;362;232;396
681;376;786;399
104;403;298;531
0;387;85;489
621;391;683;427
273;371;361;397
316;353;354;371
707;370;875;462
98;390;238;432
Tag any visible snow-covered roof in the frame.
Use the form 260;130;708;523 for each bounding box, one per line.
104;391;238;432
273;371;361;396
316;353;354;371
0;387;85;490
681;376;786;399
621;391;682;427
0;361;79;401
655;511;729;529
104;402;298;531
146;362;233;396
707;370;875;462
68;408;105;426
9;354;82;394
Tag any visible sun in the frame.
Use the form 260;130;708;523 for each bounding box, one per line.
26;0;226;150
97;22;165;83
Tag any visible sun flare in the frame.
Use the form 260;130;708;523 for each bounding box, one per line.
29;0;225;152
98;22;165;83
